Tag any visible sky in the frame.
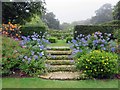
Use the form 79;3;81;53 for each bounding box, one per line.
45;0;119;24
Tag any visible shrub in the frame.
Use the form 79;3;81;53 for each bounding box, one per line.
2;22;21;39
101;20;120;26
74;25;120;39
2;33;49;77
71;31;117;56
2;36;29;76
114;29;120;43
66;37;73;43
76;50;118;79
20;25;47;38
48;37;57;43
19;33;49;76
47;29;73;40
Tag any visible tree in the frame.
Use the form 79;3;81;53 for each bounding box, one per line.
113;1;120;20
2;0;45;24
91;3;113;24
60;22;71;30
42;12;60;29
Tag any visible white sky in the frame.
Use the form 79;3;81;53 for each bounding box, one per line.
45;0;119;23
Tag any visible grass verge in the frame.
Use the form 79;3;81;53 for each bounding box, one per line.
47;39;72;47
2;78;119;88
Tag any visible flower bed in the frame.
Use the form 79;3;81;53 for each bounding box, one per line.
2;32;50;77
71;31;119;79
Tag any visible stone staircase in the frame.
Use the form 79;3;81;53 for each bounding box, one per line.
39;46;81;80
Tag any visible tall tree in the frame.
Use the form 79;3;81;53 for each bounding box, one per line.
91;3;113;24
42;12;60;29
2;0;45;24
113;1;120;20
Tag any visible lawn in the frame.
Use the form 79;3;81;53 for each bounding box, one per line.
1;78;119;88
47;39;72;47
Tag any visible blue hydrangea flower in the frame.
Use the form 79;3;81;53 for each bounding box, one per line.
111;47;115;52
34;55;38;60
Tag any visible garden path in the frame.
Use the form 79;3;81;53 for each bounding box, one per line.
39;46;82;80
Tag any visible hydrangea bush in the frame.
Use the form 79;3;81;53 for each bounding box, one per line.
2;32;50;77
70;31;119;79
71;31;117;58
19;32;50;76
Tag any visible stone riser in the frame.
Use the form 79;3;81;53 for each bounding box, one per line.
47;65;76;72
46;60;75;65
39;71;81;80
47;47;70;51
47;55;73;60
46;51;72;55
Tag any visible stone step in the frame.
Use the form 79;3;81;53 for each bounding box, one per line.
46;60;75;65
47;47;70;51
39;71;81;80
46;50;72;55
47;55;73;60
47;65;76;72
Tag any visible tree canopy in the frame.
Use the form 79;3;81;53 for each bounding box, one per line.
113;1;120;20
91;3;113;24
42;12;60;29
2;0;45;24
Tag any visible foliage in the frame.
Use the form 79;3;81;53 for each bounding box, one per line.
47;29;73;40
100;20;120;25
20;25;47;38
113;1;120;20
48;37;57;43
66;37;73;43
2;22;21;39
2;1;45;24
114;29;120;43
25;14;47;27
90;3;113;24
74;25;120;38
72;31;117;56
42;12;60;29
2;32;49;77
76;50;118;79
2;36;29;76
60;22;71;30
19;32;49;76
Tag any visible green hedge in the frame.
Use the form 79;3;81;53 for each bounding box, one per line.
74;25;120;39
101;20;120;25
48;37;57;43
20;26;46;37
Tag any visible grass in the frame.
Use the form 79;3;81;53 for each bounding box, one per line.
47;39;72;47
2;78;119;88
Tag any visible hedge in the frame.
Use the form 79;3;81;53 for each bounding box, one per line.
20;26;46;37
101;20;120;25
74;25;120;39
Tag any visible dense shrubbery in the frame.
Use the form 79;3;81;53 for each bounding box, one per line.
48;37;57;43
2;22;21;39
101;20;120;25
2;32;49;77
66;37;73;43
47;29;73;40
20;25;47;38
19;33;49;76
71;31;119;78
2;36;29;76
76;50;118;79
72;31;117;57
74;25;120;39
